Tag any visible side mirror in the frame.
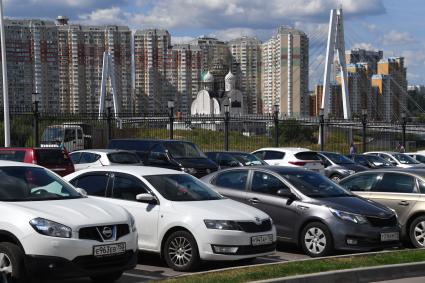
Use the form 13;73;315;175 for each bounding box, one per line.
277;188;296;199
76;187;87;196
136;193;157;204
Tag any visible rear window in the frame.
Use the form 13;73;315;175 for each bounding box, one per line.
35;149;72;166
0;150;25;162
295;152;320;160
108;140;154;151
107;152;141;164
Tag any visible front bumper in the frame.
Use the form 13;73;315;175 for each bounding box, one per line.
25;251;137;279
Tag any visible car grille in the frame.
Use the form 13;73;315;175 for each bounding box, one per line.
72;251;134;271
79;224;130;242
237;219;272;233
366;215;398;227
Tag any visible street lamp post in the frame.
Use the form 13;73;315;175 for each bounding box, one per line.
402;112;407;149
0;0;10;147
319;108;325;151
273;103;279;147
168;100;175;140
106;97;113;141
224;100;230;151
32;92;40;147
362;108;367;153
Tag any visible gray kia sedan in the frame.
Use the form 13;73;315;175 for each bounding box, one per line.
201;166;400;257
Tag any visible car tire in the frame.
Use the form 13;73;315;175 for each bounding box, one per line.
163;230;200;271
409;216;425;248
330;174;343;183
0;242;29;283
301;222;333;257
90;271;123;283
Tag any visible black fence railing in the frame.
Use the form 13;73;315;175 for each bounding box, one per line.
0;110;423;154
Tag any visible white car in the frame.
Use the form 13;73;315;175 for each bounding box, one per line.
252;147;324;174
406;152;425;164
65;166;277;271
0;161;138;283
69;149;142;171
365;151;425;168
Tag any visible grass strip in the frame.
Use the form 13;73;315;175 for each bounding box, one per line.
158;249;425;283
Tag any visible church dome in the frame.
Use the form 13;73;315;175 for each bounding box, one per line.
203;71;214;83
225;70;235;82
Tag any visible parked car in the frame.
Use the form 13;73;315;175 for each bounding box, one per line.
65;166;277;271
315;151;367;182
347;154;395;169
0;147;74;176
201;166;400;257
365;151;424;168
406;152;425;164
70;149;142;171
108;139;218;177
252;147;324;174
206;151;267;169
0;161;138;282
339;169;425;248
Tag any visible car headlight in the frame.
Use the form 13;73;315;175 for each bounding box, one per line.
30;218;72;238
182;167;197;174
204;220;241;230
329;208;368;224
129;214;137;232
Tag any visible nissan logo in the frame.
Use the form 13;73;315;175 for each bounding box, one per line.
102;227;113;239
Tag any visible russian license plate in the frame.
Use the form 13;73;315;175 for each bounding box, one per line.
93;242;126;257
251;234;273;246
381;232;399;242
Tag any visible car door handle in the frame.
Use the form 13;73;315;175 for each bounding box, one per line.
248;198;261;204
398;201;410;206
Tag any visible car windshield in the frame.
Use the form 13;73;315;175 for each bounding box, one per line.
144;174;223;201
0;166;82;201
232;153;265;166
365;155;393;167
322;152;354;165
278;171;352;198
164;142;207;159
41;127;63;142
393;153;420;164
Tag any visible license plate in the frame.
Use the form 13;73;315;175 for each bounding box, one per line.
93;242;126;257
251;234;273;246
381;232;399;242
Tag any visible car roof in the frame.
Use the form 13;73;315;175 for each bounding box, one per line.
69;165;184;176
211;165;310;174
365;151;400;155
206;151;249;154
253;147;311;153
0;160;41;168
70;149;135;154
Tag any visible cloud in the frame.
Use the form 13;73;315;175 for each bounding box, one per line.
171;36;195;45
351;42;378;50
78;7;128;25
381;30;416;46
210;28;262;42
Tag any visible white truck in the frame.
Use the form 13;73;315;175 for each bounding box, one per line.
41;123;93;152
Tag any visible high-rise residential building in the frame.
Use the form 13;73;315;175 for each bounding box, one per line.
228;36;262;114
0;19;59;111
261;26;309;116
57;18;132;113
311;84;342;118
345;49;383;74
134;29;171;114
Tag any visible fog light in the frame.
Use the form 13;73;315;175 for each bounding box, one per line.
347;238;358;245
212;245;238;254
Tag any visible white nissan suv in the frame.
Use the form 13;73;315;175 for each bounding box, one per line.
0;161;138;283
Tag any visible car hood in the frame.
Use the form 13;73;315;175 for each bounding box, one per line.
174;158;218;169
310;196;394;217
171;198;270;221
10;197;130;228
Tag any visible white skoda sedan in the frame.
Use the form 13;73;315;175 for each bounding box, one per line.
65;166;276;271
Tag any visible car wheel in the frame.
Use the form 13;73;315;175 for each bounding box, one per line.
409;216;425;248
0;242;28;283
330;174;342;183
90;271;123;283
301;222;333;257
163;230;200;271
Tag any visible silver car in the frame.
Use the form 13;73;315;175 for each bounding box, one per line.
69;149;142;171
202;166;400;257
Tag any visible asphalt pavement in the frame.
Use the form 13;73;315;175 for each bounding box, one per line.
46;243;309;283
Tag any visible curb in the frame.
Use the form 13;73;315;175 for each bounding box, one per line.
252;262;425;283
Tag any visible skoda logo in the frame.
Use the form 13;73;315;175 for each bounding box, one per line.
102;227;113;239
254;217;262;225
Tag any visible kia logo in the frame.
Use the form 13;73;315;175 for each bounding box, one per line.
102;227;113;239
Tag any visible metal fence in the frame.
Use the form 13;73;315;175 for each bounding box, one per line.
1;108;423;154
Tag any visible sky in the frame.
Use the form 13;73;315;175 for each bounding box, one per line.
3;0;425;85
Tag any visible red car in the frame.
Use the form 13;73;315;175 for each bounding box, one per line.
0;147;75;176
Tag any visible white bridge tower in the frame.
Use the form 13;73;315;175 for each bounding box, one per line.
99;52;119;118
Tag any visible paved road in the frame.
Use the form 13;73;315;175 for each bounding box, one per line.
375;277;425;283
46;243;308;283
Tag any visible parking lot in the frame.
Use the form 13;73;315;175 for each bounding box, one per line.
48;244;308;283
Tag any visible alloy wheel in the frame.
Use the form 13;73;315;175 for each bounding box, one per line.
414;221;425;247
168;236;193;267
304;227;327;255
0;253;13;283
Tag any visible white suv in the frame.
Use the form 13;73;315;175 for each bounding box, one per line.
65;166;277;271
252;147;324;174
0;162;138;283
